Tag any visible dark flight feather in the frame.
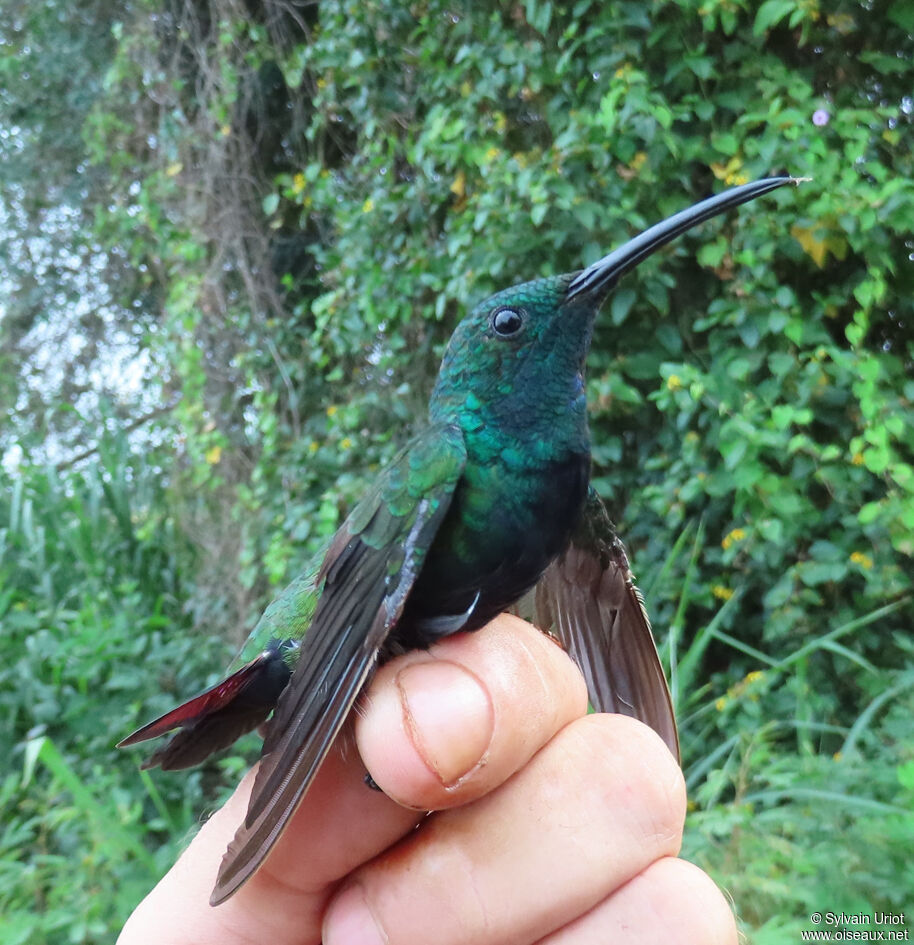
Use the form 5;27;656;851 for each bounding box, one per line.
209;425;467;903
533;489;679;761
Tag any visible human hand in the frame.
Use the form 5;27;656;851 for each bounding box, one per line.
118;613;736;944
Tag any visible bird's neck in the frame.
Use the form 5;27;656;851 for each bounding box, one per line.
429;369;591;464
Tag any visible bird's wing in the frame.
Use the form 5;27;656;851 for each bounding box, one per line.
532;488;679;762
117;569;322;771
211;424;467;904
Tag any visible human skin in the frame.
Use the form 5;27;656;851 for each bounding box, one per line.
118;613;737;945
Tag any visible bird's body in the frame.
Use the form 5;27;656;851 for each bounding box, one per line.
119;176;797;904
404;275;593;644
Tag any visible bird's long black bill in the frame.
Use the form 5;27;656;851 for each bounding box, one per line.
566;176;798;300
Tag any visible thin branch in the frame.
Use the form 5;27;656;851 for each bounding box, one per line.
54;398;182;471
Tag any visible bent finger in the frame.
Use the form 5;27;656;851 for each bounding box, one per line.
324;714;686;945
536;857;738;945
357;612;589;810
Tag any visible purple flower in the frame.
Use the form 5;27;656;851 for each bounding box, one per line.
812;109;830;127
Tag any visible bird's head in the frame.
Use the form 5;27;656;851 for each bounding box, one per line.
430;176;797;428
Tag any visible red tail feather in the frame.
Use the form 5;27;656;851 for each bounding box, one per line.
117;653;273;748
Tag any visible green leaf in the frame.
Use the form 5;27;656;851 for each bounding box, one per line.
524;0;553;34
898;761;914;791
610;288;636;325
753;0;796;35
727;357;752;381
887;0;914;33
858;501;883;525
799;561;848;586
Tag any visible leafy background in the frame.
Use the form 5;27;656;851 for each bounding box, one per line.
1;0;912;941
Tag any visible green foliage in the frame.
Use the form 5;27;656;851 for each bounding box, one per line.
2;0;912;940
682;658;914;941
0;436;243;942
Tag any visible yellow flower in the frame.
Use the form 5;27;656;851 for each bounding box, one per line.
712;585;734;601
450;170;466;199
745;671;764;684
721;527;747;550
326;405;338;417
205;445;222;465
851;452;865;466
292;172;306;194
666;374;683;391
826;13;854;33
849;550;873;570
362;198;374;213
308;441;319;454
715;697;727;712
340;437;353;450
832;751;843;762
710;157;748;187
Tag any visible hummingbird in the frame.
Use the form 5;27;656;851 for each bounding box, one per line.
119;175;797;905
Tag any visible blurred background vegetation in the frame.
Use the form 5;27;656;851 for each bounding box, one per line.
1;0;912;941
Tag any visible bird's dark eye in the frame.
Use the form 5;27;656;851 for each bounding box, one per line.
491;306;525;337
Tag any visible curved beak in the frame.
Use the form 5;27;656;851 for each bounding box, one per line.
566;176;799;302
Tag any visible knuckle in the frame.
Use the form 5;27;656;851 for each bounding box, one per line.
503;619;589;720
651;859;738;945
558;713;686;852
